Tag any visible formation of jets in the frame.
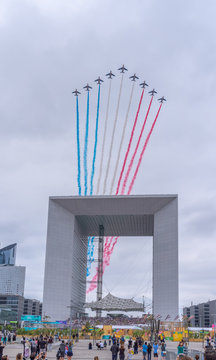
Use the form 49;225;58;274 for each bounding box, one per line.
149;89;157;96
72;65;166;103
106;70;115;79
140;81;149;89
129;73;139;82
95;76;104;85
83;84;92;92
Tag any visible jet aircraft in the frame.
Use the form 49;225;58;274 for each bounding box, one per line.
72;89;81;96
106;71;115;79
83;84;92;91
140;81;149;88
118;64;128;73
129;73;139;81
158;96;166;103
95;77;104;84
148;89;157;96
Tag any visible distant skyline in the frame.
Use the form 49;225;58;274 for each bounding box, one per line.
1;0;216;314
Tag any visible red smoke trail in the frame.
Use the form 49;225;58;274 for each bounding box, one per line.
86;237;117;293
116;89;144;195
87;96;154;293
101;90;145;271
105;237;118;266
121;96;153;195
127;103;162;194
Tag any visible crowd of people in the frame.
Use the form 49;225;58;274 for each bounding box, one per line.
1;332;216;360
1;332;17;345
88;335;167;360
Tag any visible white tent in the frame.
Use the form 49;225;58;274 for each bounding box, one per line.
84;293;144;312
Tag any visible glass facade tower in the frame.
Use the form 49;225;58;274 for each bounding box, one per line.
0;243;17;266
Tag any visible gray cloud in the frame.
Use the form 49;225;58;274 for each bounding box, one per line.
1;0;216;313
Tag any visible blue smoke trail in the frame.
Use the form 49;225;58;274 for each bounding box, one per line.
86;236;95;276
76;96;81;196
90;84;101;195
84;91;90;196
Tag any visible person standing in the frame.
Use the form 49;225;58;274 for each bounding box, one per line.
110;342;119;360
133;340;138;354
177;342;184;356
142;342;148;360
48;337;53;352
161;342;166;359
0;342;5;360
59;340;66;360
128;338;132;349
153;342;158;358
127;349;133;360
183;342;188;355
67;341;73;360
147;343;152;360
119;344;125;360
2;335;6;346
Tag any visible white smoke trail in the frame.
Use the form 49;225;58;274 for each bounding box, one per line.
109;81;135;194
96;80;112;195
103;73;124;194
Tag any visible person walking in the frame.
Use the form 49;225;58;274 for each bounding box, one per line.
119;344;125;360
147;343;152;360
142;342;148;360
110;342;119;360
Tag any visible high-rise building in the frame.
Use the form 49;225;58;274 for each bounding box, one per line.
0;243;17;266
23;298;42;316
0;266;25;296
183;300;216;327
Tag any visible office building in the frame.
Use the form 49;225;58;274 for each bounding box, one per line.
0;243;17;266
0;266;25;296
183;299;216;327
0;295;24;322
23;298;42;316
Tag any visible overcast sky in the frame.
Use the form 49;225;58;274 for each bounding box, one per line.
1;0;216;315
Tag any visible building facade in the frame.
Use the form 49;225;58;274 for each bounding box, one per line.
0;295;24;322
183;300;216;327
23;298;42;316
0;266;25;296
0;243;17;266
43;195;179;321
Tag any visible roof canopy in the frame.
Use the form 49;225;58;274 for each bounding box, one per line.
84;293;144;312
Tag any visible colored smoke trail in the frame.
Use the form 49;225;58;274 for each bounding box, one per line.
115;89;144;195
127;103;162;194
96;80;112;195
86;237;118;293
84;91;90;196
121;96;153;195
103;73;124;194
90;84;101;195
86;236;95;277
76;96;81;196
110;82;135;195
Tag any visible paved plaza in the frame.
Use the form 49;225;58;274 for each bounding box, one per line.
2;339;205;360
